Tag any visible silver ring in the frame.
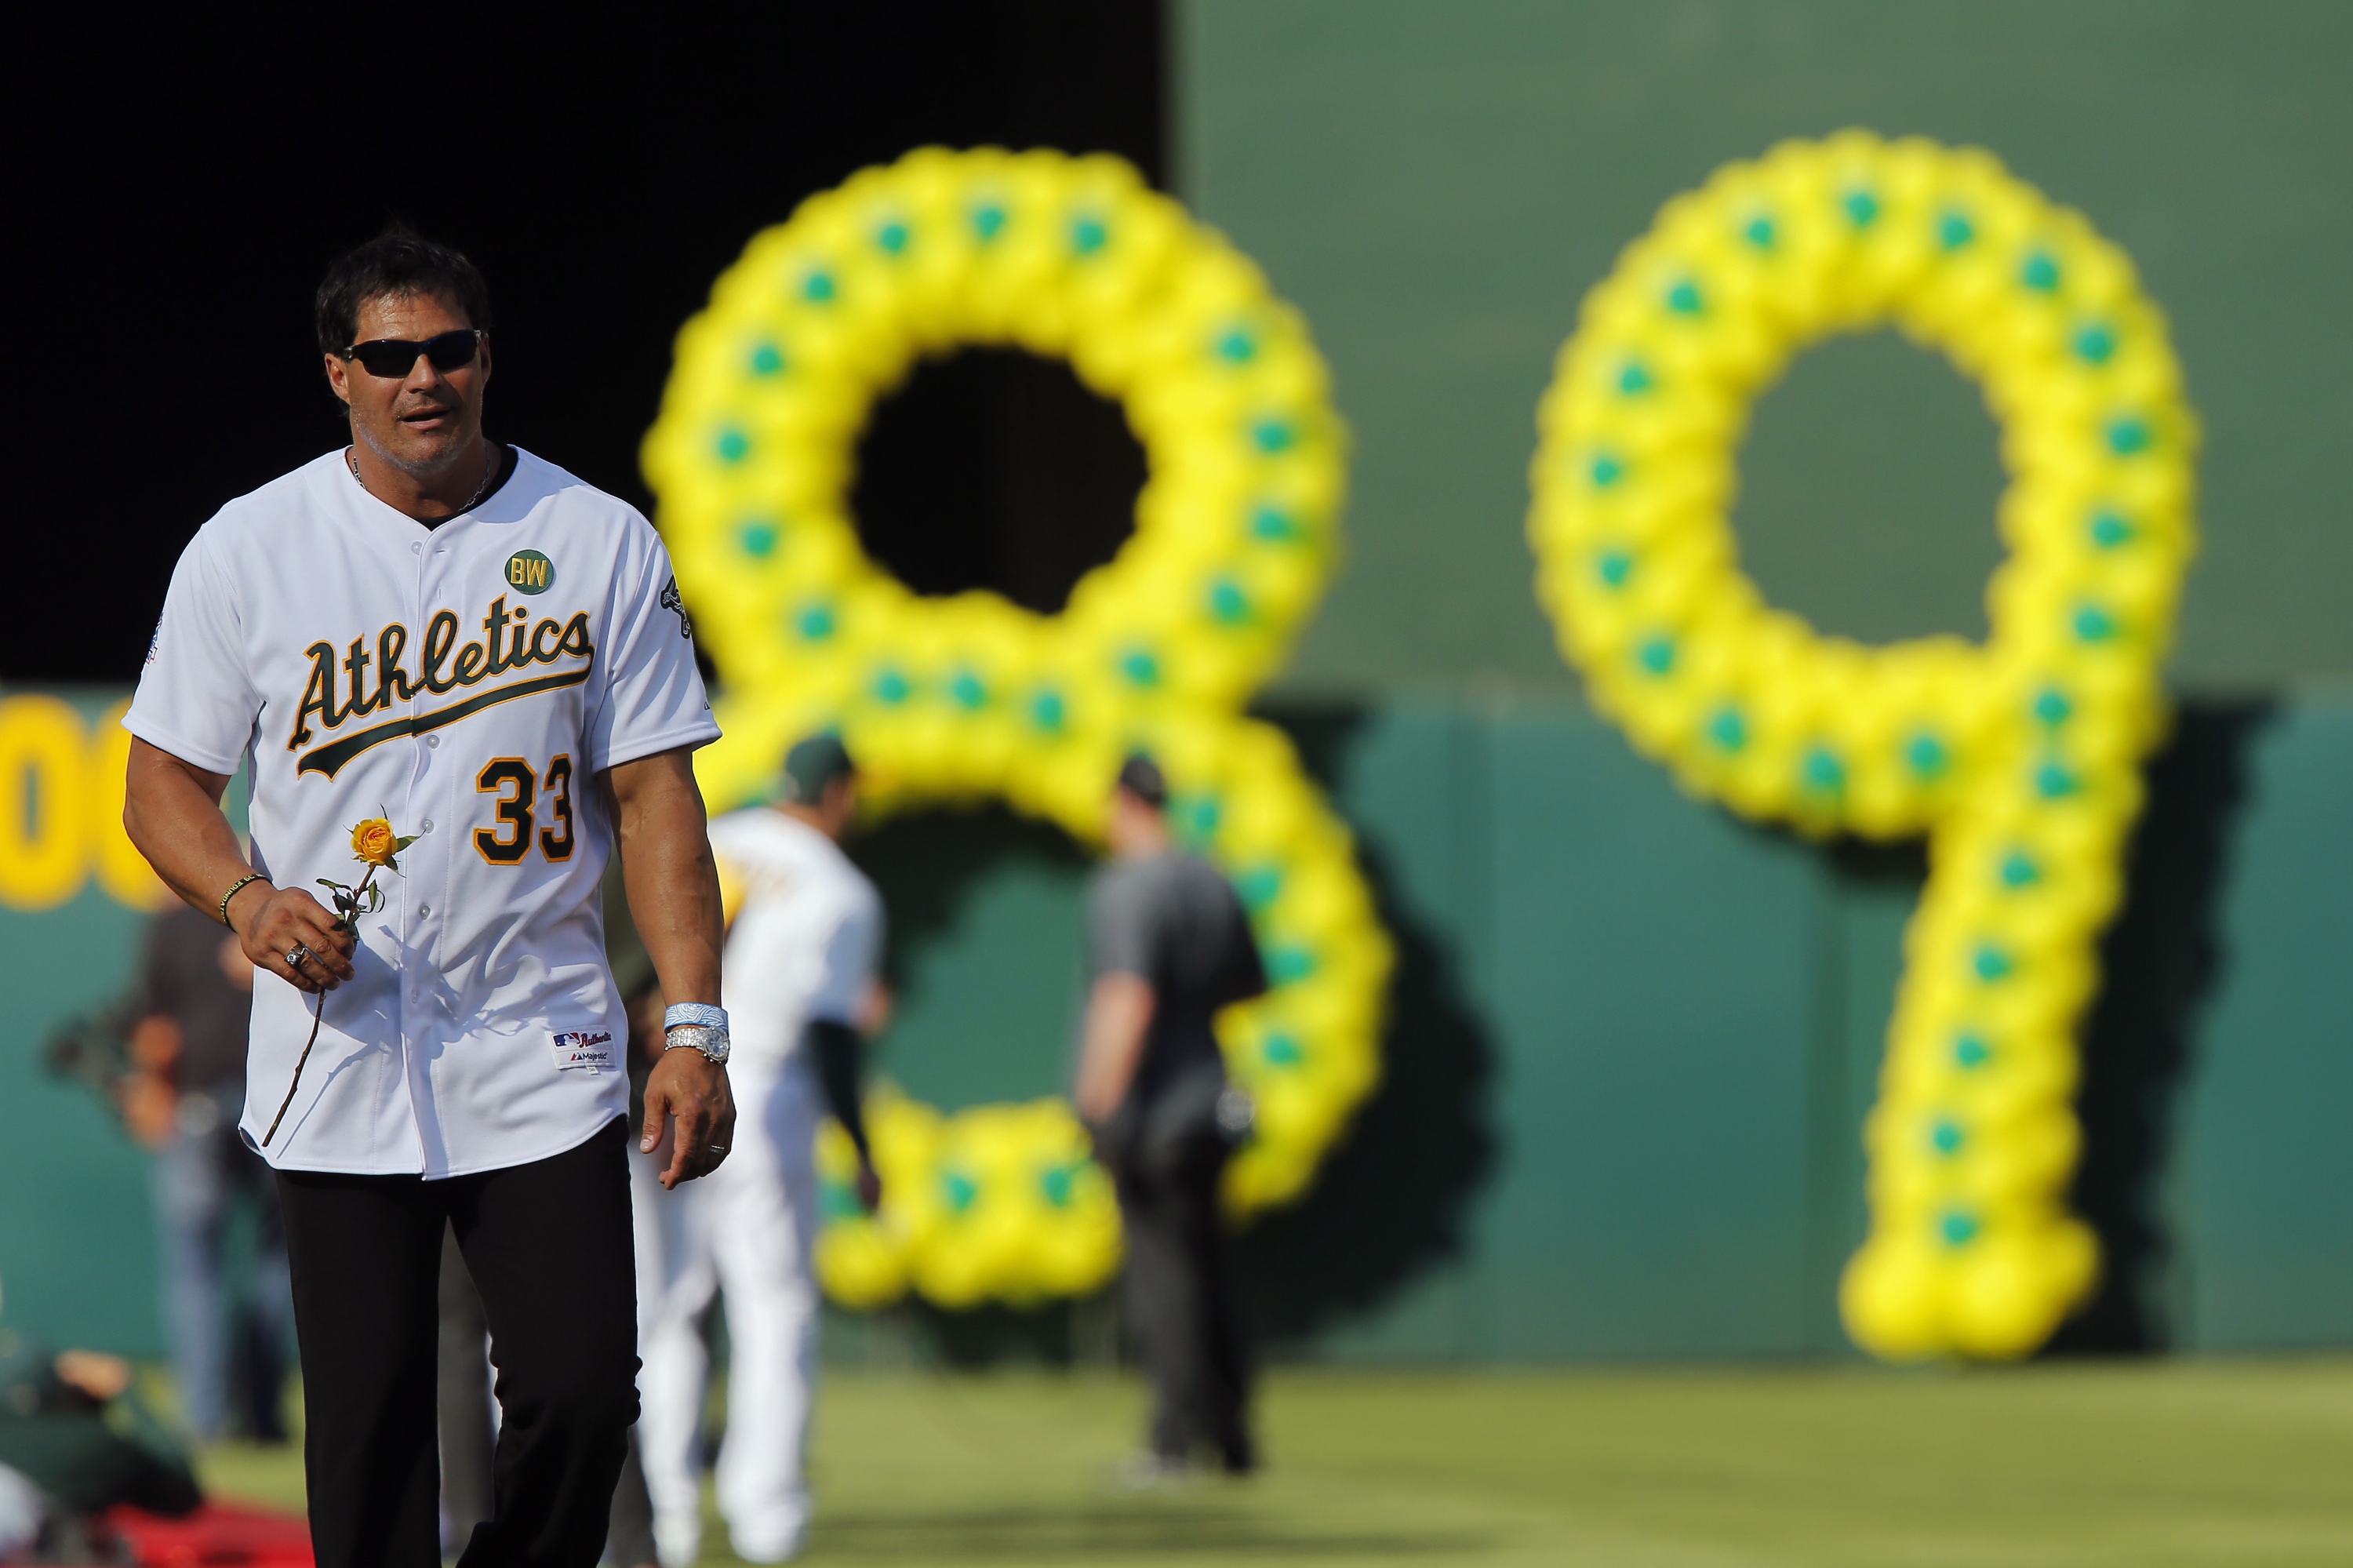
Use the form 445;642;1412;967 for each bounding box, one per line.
285;944;313;971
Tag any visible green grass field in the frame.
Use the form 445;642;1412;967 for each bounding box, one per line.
198;1359;2353;1566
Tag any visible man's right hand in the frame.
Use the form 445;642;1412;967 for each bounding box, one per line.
230;882;357;994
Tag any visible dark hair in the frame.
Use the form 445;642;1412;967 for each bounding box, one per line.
783;733;857;806
1116;752;1168;810
315;230;493;355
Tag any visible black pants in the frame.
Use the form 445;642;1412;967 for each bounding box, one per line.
278;1118;638;1568
1111;1132;1253;1470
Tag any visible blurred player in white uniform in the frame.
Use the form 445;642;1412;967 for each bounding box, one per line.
632;734;884;1565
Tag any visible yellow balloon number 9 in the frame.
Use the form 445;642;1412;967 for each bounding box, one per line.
646;148;1391;1312
1531;133;2197;1358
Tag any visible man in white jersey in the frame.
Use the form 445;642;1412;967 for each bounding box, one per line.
633;733;884;1566
120;232;737;1568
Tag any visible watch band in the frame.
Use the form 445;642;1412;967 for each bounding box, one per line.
664;1002;729;1032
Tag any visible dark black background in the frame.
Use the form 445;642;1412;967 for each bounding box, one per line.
2;3;1160;682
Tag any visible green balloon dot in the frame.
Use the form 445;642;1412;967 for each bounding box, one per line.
1905;733;1948;778
1636;635;1675;676
1666;278;1704;315
2075;604;2118;643
950;671;987;710
749;341;786;377
2107;416;2152;457
1040;1165;1077;1207
1238;866;1282;911
943;1172;979;1213
1973;944;2013;982
1269;946;1316;984
1209;580;1251;625
1617;359;1653;395
2074;323;2116;365
1263;1034;1305;1068
1215;326;1257;364
1120;649;1160;687
1590;452;1626;488
1030;689;1066;733
1251;417;1296;454
716;428;750;464
1251;504;1302;544
1938;209;1975;249
1707;707;1747;753
1071;215;1108;255
739;521;780;558
1940;1210;1980;1246
802;270;836;304
1595;549;1634;588
1999;850;2041;889
2034;686;2072;726
2020;251;2061;292
972;204;1007;242
796;603;835;642
2089;511;2134;549
1802;747;1845;792
1954;1033;1993;1070
2036;760;2079;800
1744;214;1776;249
1930;1119;1966;1155
1843;189;1881;227
872;669;911;705
875;220;910;255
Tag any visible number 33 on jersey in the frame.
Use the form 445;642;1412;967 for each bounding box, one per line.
125;446;718;1178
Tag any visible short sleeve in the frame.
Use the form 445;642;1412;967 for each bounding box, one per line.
806;885;882;1025
1089;869;1160;982
123;529;261;776
587;518;721;773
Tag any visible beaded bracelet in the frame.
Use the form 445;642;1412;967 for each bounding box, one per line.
216;872;267;930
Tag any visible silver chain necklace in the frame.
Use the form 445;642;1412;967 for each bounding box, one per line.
346;440;501;518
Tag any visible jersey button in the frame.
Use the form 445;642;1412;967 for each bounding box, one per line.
426;735;440;748
417;903;431;917
410;542;422;555
420;819;434;833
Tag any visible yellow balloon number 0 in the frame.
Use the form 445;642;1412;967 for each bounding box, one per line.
646;148;1391;1312
1531;133;2196;1357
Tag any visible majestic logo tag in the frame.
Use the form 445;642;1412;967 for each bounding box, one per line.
286;594;597;779
506;549;556;595
551;1029;617;1074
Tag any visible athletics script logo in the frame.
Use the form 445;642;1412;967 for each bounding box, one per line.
285;594;597;780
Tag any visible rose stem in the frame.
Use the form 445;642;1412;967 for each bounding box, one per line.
262;864;381;1148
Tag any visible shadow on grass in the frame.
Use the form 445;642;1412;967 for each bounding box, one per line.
806;1501;1492;1559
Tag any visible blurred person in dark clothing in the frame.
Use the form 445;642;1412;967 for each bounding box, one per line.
1074;754;1267;1480
122;903;290;1443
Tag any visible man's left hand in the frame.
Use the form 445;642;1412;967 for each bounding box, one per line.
642;1045;735;1188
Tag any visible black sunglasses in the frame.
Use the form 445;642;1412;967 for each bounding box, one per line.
340;328;486;379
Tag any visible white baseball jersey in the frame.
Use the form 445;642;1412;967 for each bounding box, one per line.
707;809;882;1067
125;446;720;1177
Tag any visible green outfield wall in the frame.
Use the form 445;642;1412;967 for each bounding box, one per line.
1178;0;2353;698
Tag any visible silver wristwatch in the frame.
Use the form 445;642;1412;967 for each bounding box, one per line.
664;1024;731;1065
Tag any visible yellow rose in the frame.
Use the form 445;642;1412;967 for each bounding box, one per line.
351;817;398;868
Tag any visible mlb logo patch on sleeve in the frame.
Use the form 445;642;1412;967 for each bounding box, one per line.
551;1029;617;1074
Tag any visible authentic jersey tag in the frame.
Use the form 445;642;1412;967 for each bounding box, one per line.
551;1029;618;1075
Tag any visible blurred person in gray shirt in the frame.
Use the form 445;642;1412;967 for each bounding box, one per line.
121;903;290;1442
1074;753;1267;1479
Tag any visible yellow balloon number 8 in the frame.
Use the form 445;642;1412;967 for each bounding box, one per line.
1530;133;2197;1358
646;148;1391;1312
